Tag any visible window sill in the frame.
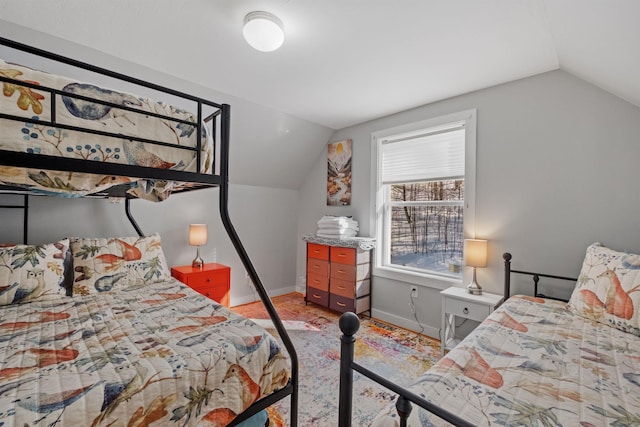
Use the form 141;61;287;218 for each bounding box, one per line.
373;265;462;290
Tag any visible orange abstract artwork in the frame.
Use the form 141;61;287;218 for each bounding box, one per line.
327;139;352;206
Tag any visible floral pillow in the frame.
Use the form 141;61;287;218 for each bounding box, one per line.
568;242;640;336
70;233;171;295
0;239;70;305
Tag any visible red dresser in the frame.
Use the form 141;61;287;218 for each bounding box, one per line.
305;240;372;315
171;263;230;307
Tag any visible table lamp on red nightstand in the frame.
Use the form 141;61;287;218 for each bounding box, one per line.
189;224;207;268
464;238;487;295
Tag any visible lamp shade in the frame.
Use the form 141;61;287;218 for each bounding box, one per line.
243;11;285;52
189;224;208;246
464;239;487;268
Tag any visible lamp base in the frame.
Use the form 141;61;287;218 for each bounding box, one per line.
466;268;482;295
467;282;483;295
192;247;204;269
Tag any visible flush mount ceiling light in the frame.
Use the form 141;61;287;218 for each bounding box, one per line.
243;11;285;52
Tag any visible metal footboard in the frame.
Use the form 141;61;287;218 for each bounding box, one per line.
338;313;474;427
338;252;579;426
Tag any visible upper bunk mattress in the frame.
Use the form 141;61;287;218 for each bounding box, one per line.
0;278;289;426
371;295;640;426
0;58;213;201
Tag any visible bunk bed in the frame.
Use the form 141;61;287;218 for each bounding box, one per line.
338;246;640;426
0;37;298;427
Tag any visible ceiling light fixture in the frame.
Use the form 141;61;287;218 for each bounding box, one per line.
243;11;285;52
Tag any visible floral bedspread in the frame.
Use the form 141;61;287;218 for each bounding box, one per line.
372;295;640;426
0;278;289;426
0;58;213;201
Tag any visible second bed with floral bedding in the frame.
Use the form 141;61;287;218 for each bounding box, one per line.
370;242;640;426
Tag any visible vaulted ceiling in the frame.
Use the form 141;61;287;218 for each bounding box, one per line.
1;1;638;190
1;0;638;131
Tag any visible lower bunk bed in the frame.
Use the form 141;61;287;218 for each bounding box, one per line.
339;242;640;426
0;236;290;426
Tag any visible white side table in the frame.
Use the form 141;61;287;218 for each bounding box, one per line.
440;287;503;356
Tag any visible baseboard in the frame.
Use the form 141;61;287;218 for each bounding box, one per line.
371;308;440;341
269;285;297;298
232;285;297;307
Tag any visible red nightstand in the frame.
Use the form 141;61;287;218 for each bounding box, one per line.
171;263;230;307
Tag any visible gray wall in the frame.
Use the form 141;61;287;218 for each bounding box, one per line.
297;69;640;338
1;185;299;306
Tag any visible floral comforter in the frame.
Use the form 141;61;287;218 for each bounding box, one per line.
372;295;640;426
0;58;213;201
0;278;289;427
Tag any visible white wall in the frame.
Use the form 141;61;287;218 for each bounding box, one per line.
297;69;640;338
1;185;299;306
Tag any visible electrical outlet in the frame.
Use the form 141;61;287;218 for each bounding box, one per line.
410;285;418;298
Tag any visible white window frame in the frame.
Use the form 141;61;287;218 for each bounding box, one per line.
370;109;477;290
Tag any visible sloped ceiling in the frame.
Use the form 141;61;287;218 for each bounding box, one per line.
544;0;640;110
0;0;638;187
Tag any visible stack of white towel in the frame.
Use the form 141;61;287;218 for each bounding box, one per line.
316;215;359;239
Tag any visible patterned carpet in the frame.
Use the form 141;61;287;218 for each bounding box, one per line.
232;293;441;426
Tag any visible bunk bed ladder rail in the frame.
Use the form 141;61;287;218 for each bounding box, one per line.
338;312;475;427
0;194;29;243
218;104;299;427
125;198;144;237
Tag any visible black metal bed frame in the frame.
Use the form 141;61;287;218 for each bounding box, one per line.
0;36;298;427
337;252;577;426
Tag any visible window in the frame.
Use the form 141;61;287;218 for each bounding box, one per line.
371;110;476;286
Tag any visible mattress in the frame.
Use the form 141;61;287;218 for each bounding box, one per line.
371;295;640;426
0;58;213;201
0;278;290;426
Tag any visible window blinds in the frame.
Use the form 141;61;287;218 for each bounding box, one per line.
381;121;465;185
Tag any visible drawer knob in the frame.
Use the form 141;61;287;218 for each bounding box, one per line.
337;286;346;290
337;269;346;274
337;301;346;307
463;307;469;314
206;278;211;282
313;294;321;299
313;279;320;284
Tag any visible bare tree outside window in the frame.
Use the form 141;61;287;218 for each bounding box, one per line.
389;180;464;276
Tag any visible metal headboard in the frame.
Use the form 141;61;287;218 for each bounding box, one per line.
503;252;577;302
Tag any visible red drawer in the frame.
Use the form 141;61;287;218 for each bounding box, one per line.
307;287;329;307
307;273;329;292
330;247;356;265
330;278;354;299
307;258;329;277
186;270;228;288
192;284;228;305
330;262;356;282
329;294;355;313
308;243;329;260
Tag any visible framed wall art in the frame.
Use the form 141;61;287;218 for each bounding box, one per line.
327;139;352;206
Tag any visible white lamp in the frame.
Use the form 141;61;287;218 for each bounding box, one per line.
189;224;207;268
464;239;487;295
243;11;285;52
